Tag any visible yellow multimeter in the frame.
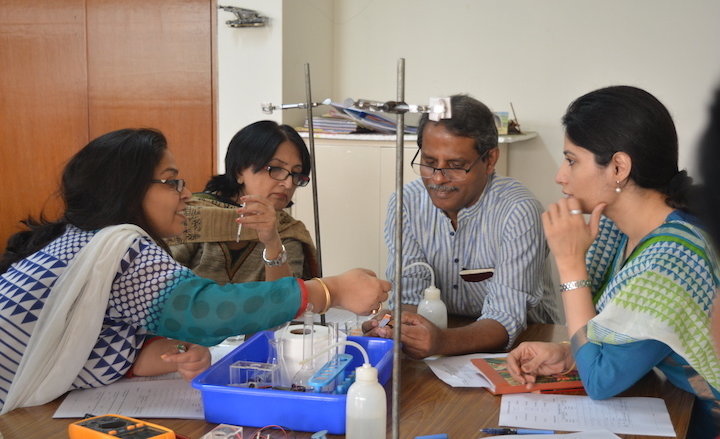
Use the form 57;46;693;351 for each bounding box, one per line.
68;414;175;439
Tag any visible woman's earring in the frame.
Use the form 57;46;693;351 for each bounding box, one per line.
615;180;622;193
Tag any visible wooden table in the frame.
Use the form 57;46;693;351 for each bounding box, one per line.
0;324;693;439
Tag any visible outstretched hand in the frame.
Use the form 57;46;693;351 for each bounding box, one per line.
323;268;391;315
160;343;212;381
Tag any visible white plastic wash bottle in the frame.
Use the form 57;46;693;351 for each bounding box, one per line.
406;262;447;329
345;363;386;439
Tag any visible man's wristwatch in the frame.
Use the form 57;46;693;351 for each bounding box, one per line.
262;244;288;266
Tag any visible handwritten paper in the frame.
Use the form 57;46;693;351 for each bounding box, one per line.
424;352;505;387
499;394;675;437
486;431;621;439
53;374;204;419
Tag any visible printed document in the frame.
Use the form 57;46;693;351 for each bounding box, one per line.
499;394;675;437
53;373;203;419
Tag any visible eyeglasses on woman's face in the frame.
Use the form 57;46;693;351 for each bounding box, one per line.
265;166;310;187
150;178;186;193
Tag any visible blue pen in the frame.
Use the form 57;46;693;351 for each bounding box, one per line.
481;428;555;435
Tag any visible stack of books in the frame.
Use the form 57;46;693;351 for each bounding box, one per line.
302;115;358;134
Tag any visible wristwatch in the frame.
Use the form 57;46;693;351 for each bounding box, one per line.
262;244;288;266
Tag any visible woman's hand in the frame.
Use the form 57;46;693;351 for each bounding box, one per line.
160;343;212;381
506;341;572;388
237;194;282;246
132;338;211;381
542;198;605;268
320;269;391;315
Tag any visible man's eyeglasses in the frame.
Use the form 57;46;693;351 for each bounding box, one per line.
266;166;310;187
151;179;186;193
410;149;485;181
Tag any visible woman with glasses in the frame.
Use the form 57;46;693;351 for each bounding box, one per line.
169;120;318;284
0;128;389;414
506;86;719;437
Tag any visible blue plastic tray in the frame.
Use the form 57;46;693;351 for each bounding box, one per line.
192;331;393;434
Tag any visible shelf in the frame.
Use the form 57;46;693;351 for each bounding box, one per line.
498;131;538;143
299;131;537;144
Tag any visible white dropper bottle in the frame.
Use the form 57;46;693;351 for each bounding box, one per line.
406;262;447;329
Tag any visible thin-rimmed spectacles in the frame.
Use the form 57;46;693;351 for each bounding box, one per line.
410;149;485;181
151;178;186;193
266;166;310;187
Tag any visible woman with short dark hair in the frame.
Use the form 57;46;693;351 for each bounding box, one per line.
169;120;318;283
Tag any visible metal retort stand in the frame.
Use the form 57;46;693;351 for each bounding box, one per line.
263;59;452;439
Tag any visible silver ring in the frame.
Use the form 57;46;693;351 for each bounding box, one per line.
569;209;582;215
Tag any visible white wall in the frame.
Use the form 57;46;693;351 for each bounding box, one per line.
331;0;720;207
282;0;335;128
216;0;283;173
216;0;334;173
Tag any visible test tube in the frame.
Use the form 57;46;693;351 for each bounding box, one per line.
328;321;339;366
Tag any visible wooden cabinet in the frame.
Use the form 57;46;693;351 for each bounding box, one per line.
0;0;215;252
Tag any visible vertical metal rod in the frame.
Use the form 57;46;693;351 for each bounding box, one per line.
391;57;405;439
303;63;325;325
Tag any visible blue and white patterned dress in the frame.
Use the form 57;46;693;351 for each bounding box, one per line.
573;211;720;437
0;225;303;411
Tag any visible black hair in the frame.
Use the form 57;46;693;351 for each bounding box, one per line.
417;94;498;157
698;87;720;248
562;85;694;212
204;120;311;200
0;128;168;273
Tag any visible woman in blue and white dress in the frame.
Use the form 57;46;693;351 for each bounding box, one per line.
0;128;389;414
507;86;720;438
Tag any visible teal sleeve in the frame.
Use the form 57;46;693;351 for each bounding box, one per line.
148;275;302;346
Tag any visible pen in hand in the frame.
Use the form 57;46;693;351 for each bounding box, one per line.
481;428;555;435
236;203;245;242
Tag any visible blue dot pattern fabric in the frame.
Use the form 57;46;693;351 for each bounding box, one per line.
0;225;302;410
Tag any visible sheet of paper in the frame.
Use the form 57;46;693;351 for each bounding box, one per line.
499;394;675;437
424;352;505;387
486;431;620;439
53;374;204;419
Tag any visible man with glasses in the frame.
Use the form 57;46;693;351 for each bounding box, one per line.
367;94;559;358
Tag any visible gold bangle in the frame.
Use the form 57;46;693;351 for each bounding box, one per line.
312;277;331;314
